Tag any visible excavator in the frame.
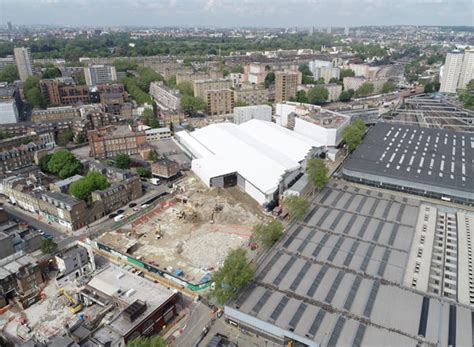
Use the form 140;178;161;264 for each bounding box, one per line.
59;288;83;314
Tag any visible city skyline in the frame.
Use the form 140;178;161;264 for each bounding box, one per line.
0;0;472;27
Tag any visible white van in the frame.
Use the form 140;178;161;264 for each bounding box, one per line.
114;214;125;222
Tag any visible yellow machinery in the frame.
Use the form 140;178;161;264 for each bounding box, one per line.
59;288;83;314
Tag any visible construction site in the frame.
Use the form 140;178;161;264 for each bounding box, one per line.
96;174;269;284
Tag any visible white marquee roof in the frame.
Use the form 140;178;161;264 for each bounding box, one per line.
176;120;322;196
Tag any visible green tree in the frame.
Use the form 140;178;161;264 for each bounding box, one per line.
113;59;138;72
69;171;109;201
253;220;284;248
264;72;275;88
211;248;254;305
25;86;46;109
47;150;81;178
342;119;367;151
307;157;329;193
142;108;160;128
42;67;62;79
0;64;19;83
39;153;52;173
176;81;193;96
126;336;166;347
467;79;474;91
41;238;58;254
75;133;85;144
0;129;9;140
21;137;33;145
382;80;397;93
307;86;329;105
296;90;308;103
340;68;355;79
73;70;86;85
181;95;206;115
355;82;374;97
299;64;314;84
115;153;130;169
166;75;177;88
283;195;310;221
136;167;152;178
339;90;352;102
329;77;340;84
147;150;158;162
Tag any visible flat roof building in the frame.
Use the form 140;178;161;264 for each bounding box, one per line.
234;105;272;125
225;182;474;346
84;65;117;86
176;120;322;205
86;264;178;344
343;123;473;205
13;47;35;82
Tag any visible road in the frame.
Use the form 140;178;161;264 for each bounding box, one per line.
1;182;170;250
172;302;211;347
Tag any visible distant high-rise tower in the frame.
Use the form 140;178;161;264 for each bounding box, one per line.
309;27;314;36
326;27;332;34
7;22;12;32
13;47;35;81
458;49;474;90
344;27;350;36
84;65;117;86
440;50;470;94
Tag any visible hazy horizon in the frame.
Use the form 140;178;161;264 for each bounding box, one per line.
0;0;472;28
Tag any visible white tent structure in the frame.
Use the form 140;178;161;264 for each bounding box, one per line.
175;120;322;205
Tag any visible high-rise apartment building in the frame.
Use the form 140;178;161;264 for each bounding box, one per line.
440;50;474;93
84;65;117;86
193;79;232;100
458;49;474;90
149;81;181;110
275;71;300;103
206;89;234;116
13;47;35;82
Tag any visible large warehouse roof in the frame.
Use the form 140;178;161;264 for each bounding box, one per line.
176;120;322;197
343;122;473;203
226;183;474;346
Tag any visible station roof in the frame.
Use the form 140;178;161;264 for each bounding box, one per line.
344;122;473;195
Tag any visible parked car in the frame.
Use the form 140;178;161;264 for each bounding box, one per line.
129;203;137;208
117;209;125;214
108;213;117;219
114;214;125;222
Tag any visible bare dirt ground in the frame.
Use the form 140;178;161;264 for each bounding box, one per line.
97;174;269;283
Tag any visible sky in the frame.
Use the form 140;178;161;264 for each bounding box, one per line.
0;0;472;28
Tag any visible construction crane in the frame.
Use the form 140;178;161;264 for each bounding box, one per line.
59;288;83;314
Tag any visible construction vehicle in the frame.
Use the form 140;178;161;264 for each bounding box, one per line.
59;288;83;314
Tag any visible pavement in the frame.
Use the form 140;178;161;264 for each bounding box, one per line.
171;302;212;347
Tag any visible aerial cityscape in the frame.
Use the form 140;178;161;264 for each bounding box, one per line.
0;1;472;346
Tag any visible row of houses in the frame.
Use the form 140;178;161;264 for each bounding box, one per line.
2;173;142;231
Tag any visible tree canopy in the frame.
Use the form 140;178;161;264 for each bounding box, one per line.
382;80;397;93
355;82;374;97
42;67;62;79
115;153;131;169
41;238;58;254
126;336;166;347
136;167;152;177
340;68;355;79
147;150;158;162
181;95;207;115
342;119;367;152
307;157;329;192
283;195;310;221
39;153;53;173
339;90;353;102
0;64;19;83
176;81;193;96
211;248;255;305
264;72;275;88
24;76;47;109
253;220;284;248
69;171;110;202
307;86;329;105
47;150;81;178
